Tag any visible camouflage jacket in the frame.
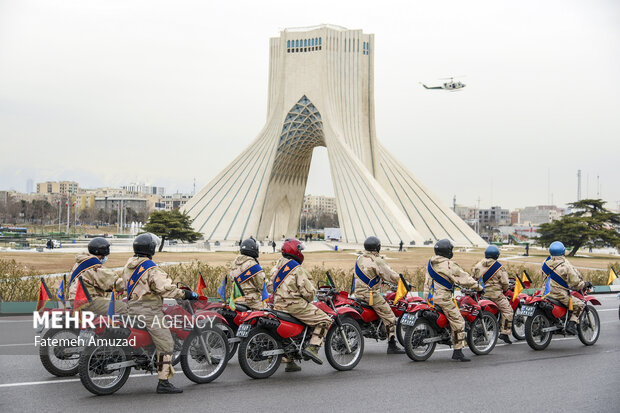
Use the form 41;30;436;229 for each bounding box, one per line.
269;257;316;312
354;251;400;295
68;253;123;300
122;256;185;302
424;255;480;302
472;258;509;296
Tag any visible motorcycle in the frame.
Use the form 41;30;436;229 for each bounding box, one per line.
504;279;537;341
384;282;424;346
78;288;230;395
236;274;364;379
522;288;601;350
401;288;499;361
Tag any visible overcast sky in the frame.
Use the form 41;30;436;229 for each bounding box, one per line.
1;0;618;210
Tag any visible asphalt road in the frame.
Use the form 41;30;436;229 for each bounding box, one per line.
0;295;618;413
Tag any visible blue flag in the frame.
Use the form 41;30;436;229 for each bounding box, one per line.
107;287;116;318
217;277;227;301
56;280;64;302
262;281;269;302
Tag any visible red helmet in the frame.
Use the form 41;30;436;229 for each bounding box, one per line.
281;238;305;264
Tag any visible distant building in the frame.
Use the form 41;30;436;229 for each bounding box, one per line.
455;205;476;221
95;197;148;213
36;181;79;195
302;194;337;215
478;206;510;227
510;210;520;225
519;205;565;225
26;179;34;194
122;183;165;196
161;193;191;210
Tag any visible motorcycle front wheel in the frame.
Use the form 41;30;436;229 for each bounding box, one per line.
180;327;229;384
525;309;552;351
404;317;437;362
78;344;131;395
324;317;364;371
467;311;498;355
578;305;600;346
39;328;80;377
238;327;282;379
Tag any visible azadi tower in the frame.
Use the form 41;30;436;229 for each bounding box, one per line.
183;25;485;247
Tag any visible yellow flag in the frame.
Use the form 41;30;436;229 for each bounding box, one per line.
608;268;618;285
522;271;531;288
394;278;408;304
513;277;523;302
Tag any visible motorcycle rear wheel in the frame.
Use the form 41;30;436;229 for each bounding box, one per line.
78;344;131;395
577;305;600;346
39;328;80;377
525;309;552;351
511;308;526;341
404;317;437;362
467;311;498;355
180;327;229;384
325;317;364;371
238;327;282;379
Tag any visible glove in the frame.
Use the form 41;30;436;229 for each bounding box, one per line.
584;281;593;289
184;290;198;300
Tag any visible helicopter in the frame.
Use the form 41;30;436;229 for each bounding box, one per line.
420;77;466;91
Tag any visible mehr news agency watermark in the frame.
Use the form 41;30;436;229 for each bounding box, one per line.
33;311;218;348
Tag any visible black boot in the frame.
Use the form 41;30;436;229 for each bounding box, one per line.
499;334;512;344
156;380;183;394
451;349;471;362
565;321;578;336
387;337;405;354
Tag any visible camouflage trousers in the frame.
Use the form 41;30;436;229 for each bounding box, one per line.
486;291;513;335
70;296;127;317
128;298;174;380
547;290;585;323
435;297;466;350
237;293;263;311
275;301;333;346
356;290;397;340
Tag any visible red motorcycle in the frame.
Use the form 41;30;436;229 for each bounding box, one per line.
401;289;499;361
385;286;424;346
78;289;230;395
523;289;601;350
236;278;364;379
504;280;537;341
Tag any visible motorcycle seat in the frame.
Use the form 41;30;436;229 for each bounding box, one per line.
546;297;567;308
270;310;306;326
353;299;374;309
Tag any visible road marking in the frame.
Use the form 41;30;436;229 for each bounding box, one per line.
0;343;32;347
0;320;32;323
0;373;153;389
433;336;576;352
597;309;617;312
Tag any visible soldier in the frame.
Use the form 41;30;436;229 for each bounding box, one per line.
472;245;513;344
67;237;127;316
123;233;197;394
227;237;266;310
541;241;591;335
423;239;483;362
353;236;405;354
269;238;332;372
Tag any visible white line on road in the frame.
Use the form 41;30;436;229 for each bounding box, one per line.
597;309;617;312
0;343;32;347
0;373;153;389
0;320;32;323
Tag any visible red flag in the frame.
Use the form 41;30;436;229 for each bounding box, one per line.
522;270;532;289
73;277;92;312
36;278;52;312
196;272;207;297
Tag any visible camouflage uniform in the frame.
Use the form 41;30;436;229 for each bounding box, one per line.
423;255;480;350
542;256;585;323
122;256;185;380
472;258;512;335
68;253;127;316
228;255;265;310
354;251;400;340
269;257;332;346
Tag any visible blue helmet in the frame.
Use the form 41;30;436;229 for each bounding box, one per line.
549;241;565;256
485;245;500;259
